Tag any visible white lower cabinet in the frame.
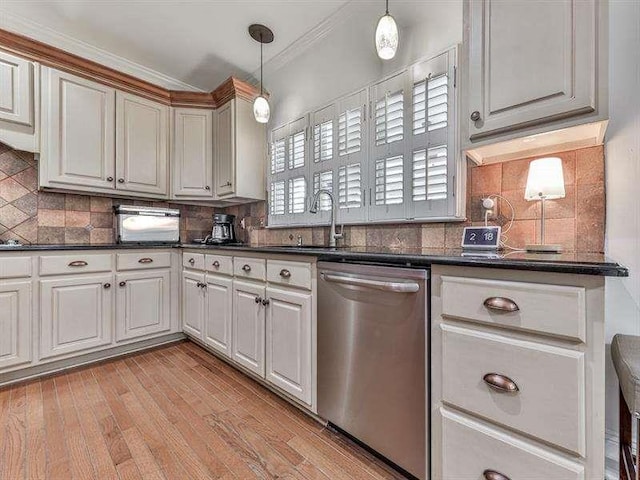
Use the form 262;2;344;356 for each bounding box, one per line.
40;274;113;360
0;281;32;370
204;274;232;358
232;279;266;377
116;270;171;341
182;271;205;339
265;286;312;405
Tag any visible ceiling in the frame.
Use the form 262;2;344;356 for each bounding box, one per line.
0;0;352;90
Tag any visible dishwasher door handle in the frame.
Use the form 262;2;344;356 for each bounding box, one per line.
322;273;420;293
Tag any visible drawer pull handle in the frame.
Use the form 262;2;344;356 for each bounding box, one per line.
188;258;195;265
279;269;291;279
242;264;252;273
138;258;153;264
212;261;220;268
483;470;511;480
68;261;88;267
483;373;519;393
483;297;519;312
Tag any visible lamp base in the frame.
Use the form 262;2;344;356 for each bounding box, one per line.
525;243;563;253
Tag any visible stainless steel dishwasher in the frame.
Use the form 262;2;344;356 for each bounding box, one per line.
317;261;428;480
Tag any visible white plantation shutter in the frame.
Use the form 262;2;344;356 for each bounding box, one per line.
270;139;285;174
375;155;404;205
413;146;448;201
288;130;305;169
269;181;285;215
288;176;306;214
314;120;333;163
338;163;362;209
427;74;448;132
313;170;333;211
375;90;404;145
339;108;362;156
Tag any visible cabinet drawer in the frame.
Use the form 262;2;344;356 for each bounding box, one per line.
205;254;233;276
183;252;205;270
0;257;31;279
267;260;312;290
39;254;112;276
441;276;586;341
234;257;266;281
441;408;584;480
117;252;171;271
442;324;585;455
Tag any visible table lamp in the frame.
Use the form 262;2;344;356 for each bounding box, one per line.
524;157;565;253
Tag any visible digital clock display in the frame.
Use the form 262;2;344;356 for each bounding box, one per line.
461;226;501;250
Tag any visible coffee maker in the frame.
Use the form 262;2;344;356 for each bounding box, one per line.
207;213;237;244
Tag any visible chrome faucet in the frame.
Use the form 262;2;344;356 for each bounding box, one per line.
309;189;343;247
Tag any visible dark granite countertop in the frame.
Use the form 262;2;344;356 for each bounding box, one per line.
0;243;628;277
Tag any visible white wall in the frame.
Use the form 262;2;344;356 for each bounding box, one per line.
266;0;463;128
604;0;640;474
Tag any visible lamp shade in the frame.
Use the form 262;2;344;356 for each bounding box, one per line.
253;96;270;123
524;157;565;201
375;13;399;60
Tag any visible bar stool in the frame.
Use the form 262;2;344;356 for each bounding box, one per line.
612;334;640;480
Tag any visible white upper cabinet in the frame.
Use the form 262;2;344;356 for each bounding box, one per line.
0;50;33;127
116;92;169;196
172;108;214;199
215;97;267;201
40;66;116;191
466;0;603;144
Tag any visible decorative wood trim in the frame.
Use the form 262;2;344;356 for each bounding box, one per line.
0;28;263;109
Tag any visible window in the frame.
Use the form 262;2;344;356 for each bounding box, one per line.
266;47;460;227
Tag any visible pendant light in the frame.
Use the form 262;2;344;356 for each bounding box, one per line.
375;0;399;60
249;24;274;124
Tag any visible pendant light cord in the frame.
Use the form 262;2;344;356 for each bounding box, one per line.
260;33;264;96
385;0;389;15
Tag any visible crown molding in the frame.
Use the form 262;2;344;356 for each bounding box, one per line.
248;0;361;79
0;10;202;92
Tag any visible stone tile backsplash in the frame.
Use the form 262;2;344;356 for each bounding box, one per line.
0;142;606;252
0;143;218;245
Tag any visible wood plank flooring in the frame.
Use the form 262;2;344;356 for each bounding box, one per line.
0;341;409;480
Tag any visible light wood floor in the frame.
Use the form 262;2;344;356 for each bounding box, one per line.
0;341;408;480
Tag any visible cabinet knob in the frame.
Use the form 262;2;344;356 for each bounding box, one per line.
483;470;511;480
470;110;481;122
262;298;270;306
106;176;114;182
254;296;262;304
242;264;252;273
188;258;195;265
205;186;211;190
103;283;111;289
119;281;126;287
225;181;232;187
212;261;220;268
118;178;125;183
279;269;291;279
483;373;519;393
483;297;519;312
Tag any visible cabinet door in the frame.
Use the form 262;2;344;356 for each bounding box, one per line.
0;281;31;370
0;50;33;126
182;271;205;339
265;286;312;404
232;279;265;377
115;92;169;196
40;67;116;190
172;108;214;199
116;270;171;341
215;100;235;197
40;274;113;360
204;274;232;358
468;0;596;141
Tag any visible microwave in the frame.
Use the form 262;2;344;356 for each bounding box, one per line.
114;205;180;244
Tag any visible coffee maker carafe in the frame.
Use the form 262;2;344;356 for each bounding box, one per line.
209;213;237;244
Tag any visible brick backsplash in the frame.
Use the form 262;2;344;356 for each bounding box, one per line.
0;142;605;252
222;145;606;253
0;143;218;245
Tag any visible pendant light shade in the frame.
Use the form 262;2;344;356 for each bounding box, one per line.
253;95;270;123
249;24;274;124
375;0;398;60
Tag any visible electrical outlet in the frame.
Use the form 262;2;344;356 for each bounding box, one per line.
482;197;497;221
